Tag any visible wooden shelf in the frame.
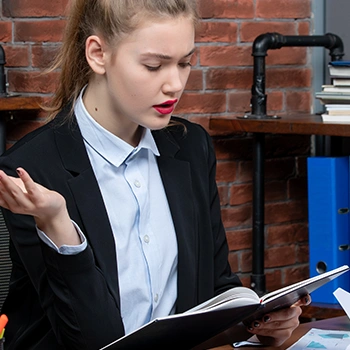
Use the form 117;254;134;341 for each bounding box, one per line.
210;114;350;137
0;95;43;112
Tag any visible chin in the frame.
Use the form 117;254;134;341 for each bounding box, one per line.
146;116;172;130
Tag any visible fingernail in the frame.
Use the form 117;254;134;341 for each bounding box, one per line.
263;315;270;323
16;168;22;176
254;321;260;328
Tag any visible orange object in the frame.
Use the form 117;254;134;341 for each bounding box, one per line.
0;314;8;334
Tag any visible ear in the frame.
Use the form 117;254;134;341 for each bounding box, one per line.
85;35;107;75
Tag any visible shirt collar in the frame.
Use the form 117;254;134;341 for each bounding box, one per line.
74;87;160;167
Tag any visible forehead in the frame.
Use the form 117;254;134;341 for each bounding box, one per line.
116;16;195;58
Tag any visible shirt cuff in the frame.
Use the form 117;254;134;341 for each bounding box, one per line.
36;220;87;255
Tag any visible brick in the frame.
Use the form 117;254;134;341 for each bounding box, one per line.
0;22;12;42
199;45;252;67
265;199;308;225
286;91;312;113
267;223;308;246
265;245;297;268
238;160;296;187
221;205;252;228
265;181;286;201
199;0;254;19
240;250;252;273
206;68;253;90
213;137;253;161
15;20;66;42
8;70;59;94
187;115;210;132
283;265;309;285
218;185;229;206
228;91;251;113
240;22;297;43
175;92;226;114
265;269;282;291
264;135;310;158
256;0;311;19
297;245;309;264
226;229;252;251
32;45;60;68
196;22;238;43
288;177;307;199
3;45;29;67
298;22;311;35
3;0;69;17
228;251;239;273
216;160;237;182
185;69;203;90
229;183;252;205
266;47;307;66
266;68;312;88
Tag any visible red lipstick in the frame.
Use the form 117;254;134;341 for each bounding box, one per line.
153;99;178;115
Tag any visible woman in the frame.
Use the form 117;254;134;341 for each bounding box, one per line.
0;0;308;349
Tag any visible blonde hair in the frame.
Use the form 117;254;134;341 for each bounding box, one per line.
45;0;199;120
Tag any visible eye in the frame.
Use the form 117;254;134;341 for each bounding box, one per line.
145;65;161;72
179;62;192;69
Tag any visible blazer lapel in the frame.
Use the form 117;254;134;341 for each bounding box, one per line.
153;129;199;312
53;120;121;308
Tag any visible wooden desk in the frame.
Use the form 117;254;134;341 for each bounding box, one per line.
209;114;350;295
210;315;350;350
0;95;42;154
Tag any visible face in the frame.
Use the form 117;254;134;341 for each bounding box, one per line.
87;15;195;141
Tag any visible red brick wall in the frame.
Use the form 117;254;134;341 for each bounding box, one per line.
0;0;312;291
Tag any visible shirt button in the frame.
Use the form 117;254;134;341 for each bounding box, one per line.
144;235;150;243
154;294;159;303
134;180;141;188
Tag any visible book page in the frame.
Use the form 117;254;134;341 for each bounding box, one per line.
184;286;260;314
286;328;350;350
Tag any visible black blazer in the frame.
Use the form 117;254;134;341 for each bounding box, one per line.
0;110;241;350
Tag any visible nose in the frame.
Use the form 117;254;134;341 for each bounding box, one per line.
162;66;187;95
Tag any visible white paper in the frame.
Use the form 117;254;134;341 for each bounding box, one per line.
287;328;350;350
334;288;350;319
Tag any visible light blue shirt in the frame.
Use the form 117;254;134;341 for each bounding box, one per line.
38;89;178;334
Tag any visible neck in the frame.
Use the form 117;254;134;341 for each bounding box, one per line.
82;81;141;146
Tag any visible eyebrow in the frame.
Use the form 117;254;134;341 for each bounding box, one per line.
141;47;196;60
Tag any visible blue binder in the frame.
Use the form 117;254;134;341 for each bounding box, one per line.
307;156;350;304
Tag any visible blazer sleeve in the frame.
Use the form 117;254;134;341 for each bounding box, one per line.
0;156;125;350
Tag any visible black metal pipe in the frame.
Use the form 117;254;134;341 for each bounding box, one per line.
248;32;344;119
0;45;6;97
245;32;345;295
251;133;266;296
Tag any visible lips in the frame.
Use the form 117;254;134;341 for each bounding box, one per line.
153;99;178;115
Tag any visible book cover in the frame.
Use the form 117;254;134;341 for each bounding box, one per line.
329;61;350;77
100;265;350;349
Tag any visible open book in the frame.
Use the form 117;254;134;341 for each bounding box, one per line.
100;265;350;350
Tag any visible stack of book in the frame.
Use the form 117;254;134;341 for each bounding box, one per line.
315;61;350;122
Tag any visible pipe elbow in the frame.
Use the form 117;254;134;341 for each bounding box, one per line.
324;32;345;60
252;32;285;57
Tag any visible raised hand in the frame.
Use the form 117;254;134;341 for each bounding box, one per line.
0;167;80;247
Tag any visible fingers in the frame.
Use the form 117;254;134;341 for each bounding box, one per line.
0;168;39;214
247;306;302;347
293;294;311;307
16;167;36;195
